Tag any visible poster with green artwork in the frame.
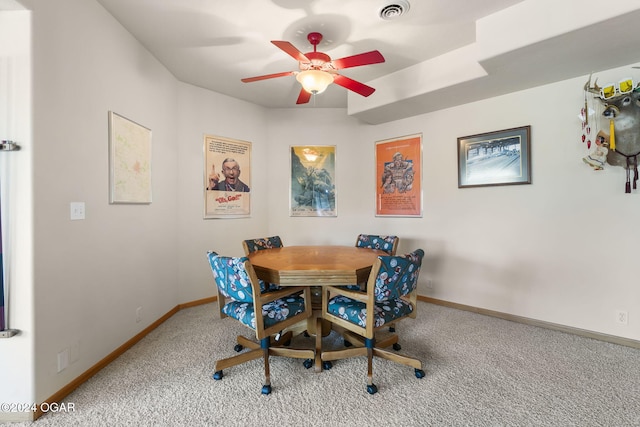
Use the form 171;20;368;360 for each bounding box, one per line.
290;145;336;217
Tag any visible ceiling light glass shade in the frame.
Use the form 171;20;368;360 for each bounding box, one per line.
296;70;334;94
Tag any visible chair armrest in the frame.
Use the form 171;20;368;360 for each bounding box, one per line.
258;286;307;304
325;285;368;302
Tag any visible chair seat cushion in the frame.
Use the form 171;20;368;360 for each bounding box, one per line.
222;296;307;330
327;295;413;328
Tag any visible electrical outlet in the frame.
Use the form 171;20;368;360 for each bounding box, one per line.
57;349;69;372
70;202;85;220
616;310;628;325
426;279;434;289
136;306;142;323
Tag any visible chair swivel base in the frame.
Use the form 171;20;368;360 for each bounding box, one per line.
345;338;401;351
341;330;401;351
365;368;423;394
213;371;272;395
213;333;314;394
235;332;294;351
321;337;424;394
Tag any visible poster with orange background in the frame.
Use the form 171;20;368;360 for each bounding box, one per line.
375;134;422;217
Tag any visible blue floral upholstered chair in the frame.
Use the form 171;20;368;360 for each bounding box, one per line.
345;235;399;292
207;251;314;394
321;249;426;394
347;234;399;291
348;235;401;332
242;235;284;255
355;234;399;256
242;236;284;293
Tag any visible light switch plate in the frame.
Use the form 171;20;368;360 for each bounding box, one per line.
70;202;85;220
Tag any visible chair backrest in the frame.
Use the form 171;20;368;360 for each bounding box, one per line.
242;236;284;256
207;250;311;340
371;249;424;302
207;251;255;303
355;234;399;255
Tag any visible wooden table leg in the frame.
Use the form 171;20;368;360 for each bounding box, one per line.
315;316;323;372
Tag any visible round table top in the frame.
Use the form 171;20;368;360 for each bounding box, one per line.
247;245;387;286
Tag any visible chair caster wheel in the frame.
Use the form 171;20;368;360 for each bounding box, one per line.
213;370;223;380
393;343;401;351
367;384;378;395
234;344;243;352
303;359;313;369
261;384;272;395
344;340;352;347
389;326;396;332
322;361;333;370
415;369;425;379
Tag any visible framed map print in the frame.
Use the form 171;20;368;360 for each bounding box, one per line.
108;111;152;204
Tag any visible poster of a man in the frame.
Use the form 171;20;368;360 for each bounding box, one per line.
203;135;252;218
208;158;250;192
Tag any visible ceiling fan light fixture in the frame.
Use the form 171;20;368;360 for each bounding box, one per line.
296;70;334;95
379;0;410;20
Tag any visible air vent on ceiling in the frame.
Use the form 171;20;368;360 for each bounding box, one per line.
378;0;410;20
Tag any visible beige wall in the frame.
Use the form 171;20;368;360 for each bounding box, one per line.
29;0;182;413
176;83;268;303
259;80;640;338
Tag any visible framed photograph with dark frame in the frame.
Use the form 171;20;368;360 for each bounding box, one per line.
457;125;531;188
290;145;336;217
108;111;152;204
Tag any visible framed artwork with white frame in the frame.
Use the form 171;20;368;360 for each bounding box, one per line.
203;134;252;219
108;111;152;204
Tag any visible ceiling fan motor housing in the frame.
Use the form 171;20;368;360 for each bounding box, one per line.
302;52;331;69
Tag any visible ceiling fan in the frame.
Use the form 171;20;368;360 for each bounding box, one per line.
241;32;385;104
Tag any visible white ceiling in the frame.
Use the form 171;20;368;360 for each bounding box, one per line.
92;0;525;109
7;1;640;123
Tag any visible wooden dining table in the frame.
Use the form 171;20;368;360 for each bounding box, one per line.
247;245;387;372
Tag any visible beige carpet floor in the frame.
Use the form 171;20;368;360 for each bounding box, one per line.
8;302;640;426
